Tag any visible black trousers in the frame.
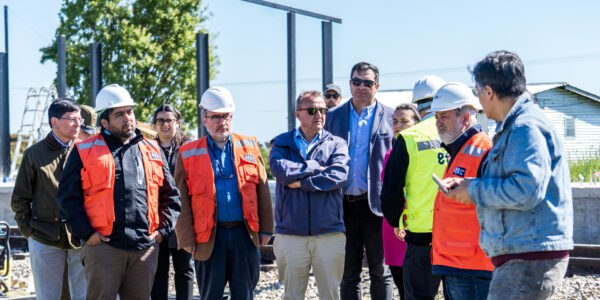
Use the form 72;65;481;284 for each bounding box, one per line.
151;240;195;300
402;243;442;300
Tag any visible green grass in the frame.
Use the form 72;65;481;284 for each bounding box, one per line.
569;156;600;182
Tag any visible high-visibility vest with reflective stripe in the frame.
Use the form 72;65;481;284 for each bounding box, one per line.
179;133;261;244
432;131;493;271
401;117;447;233
76;134;164;236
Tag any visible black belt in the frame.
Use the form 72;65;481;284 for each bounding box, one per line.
344;193;368;203
217;221;244;228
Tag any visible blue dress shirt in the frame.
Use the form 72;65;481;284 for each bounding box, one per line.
207;135;244;222
346;101;376;195
293;127;322;159
51;131;73;147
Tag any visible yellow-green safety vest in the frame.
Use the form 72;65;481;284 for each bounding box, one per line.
400;117;447;233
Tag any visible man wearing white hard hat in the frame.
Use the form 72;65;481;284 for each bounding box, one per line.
428;82;493;300
57;84;181;299
175;86;274;299
380;75;447;300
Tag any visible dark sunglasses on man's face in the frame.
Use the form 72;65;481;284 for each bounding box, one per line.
350;78;377;88
324;93;339;99
298;107;328;115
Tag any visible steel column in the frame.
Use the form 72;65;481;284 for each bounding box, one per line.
0;6;9;178
321;21;333;91
89;42;102;108
196;32;209;138
57;35;67;98
287;12;296;131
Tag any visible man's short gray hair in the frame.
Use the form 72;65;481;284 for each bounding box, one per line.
457;106;478;127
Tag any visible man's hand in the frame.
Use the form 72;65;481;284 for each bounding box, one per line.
259;234;271;246
183;245;195;254
287;181;301;189
149;231;164;243
443;177;474;205
394;227;406;242
86;232;110;245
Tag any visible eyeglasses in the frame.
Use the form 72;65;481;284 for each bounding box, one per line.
324;93;340;99
204;114;232;122
350;78;377;88
156;118;176;125
297;107;328;115
60;117;82;123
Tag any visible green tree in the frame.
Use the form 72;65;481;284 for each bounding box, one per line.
258;141;273;179
40;0;218;128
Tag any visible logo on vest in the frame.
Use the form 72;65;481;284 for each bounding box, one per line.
150;152;161;160
243;154;256;162
453;166;466;177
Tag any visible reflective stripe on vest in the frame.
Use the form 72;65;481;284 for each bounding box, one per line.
401;117;448;233
179;133;261;244
432;131;494;271
76;134;164;236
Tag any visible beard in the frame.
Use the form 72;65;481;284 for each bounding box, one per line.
439;119;465;145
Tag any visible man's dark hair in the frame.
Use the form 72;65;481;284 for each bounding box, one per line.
99;108;114;125
296;90;322;109
472;50;526;99
350;62;379;82
48;98;80;128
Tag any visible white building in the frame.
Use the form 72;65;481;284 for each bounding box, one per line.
375;82;600;160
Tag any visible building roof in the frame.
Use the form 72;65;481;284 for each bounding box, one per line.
374;82;600;109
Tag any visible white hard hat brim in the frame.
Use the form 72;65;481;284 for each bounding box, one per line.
200;106;235;113
429;101;483;113
96;102;137;113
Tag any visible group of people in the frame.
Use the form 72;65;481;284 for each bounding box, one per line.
10;49;573;300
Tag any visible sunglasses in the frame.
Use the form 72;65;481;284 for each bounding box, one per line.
324;93;340;99
350;78;377;88
297;107;328;115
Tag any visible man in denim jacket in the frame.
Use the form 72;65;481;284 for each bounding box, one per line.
444;50;573;300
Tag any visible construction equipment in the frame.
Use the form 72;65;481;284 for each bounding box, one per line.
9;86;57;178
0;222;10;296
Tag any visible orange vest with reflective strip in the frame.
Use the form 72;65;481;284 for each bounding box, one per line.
432;131;494;272
179;133;261;244
76;134;164;236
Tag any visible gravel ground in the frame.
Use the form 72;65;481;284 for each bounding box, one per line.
8;257;600;299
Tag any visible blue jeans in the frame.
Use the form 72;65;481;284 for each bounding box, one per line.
194;224;260;300
340;199;393;300
443;274;490;300
487;258;568;300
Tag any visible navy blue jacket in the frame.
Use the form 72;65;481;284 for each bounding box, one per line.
269;129;349;236
324;99;394;216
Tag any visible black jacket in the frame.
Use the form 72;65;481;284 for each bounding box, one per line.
57;129;181;250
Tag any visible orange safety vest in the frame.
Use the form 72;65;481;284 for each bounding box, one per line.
432;131;494;272
179;133;261;244
76;134;164;236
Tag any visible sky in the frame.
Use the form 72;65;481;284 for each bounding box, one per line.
1;0;600;143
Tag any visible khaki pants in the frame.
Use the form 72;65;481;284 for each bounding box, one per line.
82;242;159;300
274;232;345;300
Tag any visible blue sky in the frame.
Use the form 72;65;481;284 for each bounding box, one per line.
2;0;600;143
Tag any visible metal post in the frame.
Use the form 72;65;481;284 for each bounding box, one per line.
89;42;102;108
321;21;333;91
196;33;209;138
0;6;9;178
287;12;296;131
57;35;67;98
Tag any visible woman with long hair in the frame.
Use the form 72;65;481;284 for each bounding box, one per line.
150;104;193;300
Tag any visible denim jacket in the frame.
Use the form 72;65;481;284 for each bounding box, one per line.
468;93;573;257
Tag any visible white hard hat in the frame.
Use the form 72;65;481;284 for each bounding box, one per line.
411;75;446;103
95;84;136;112
430;82;483;112
200;87;235;113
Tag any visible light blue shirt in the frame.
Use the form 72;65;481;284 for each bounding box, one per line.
293;127;322;159
346;101;376;195
207;135;244;222
51;131;72;147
